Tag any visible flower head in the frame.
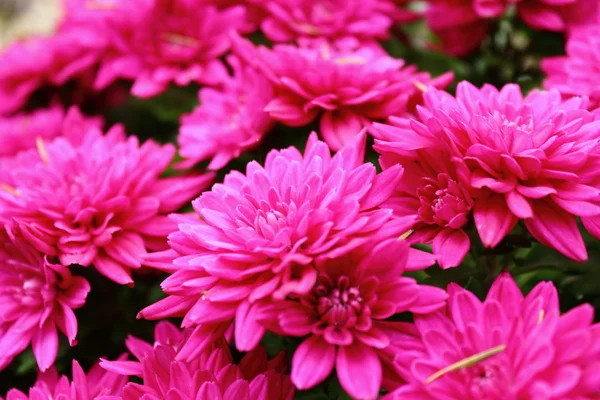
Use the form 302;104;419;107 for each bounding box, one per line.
372;120;474;267
101;322;295;400
0;224;91;371
261;238;447;399
542;26;600;110
260;0;404;43
0;106;102;158
373;82;600;262
0;113;213;285
5;359;127;400
236;36;453;150
178;55;275;170
95;0;246;98
140;133;405;354
384;273;600;399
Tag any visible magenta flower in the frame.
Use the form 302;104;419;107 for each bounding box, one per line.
139;133;405;355
260;238;447;399
542;26;600;110
0;224;90;372
236;35;453;150
5;359;127;400
0;118;213;285
95;0;246;98
178;55;275;170
384;273;600;399
0;106;102;158
376;82;600;262
101;322;295;400
373;119;474;268
260;0;402;43
425;0;596;56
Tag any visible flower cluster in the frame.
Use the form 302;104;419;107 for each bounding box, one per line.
373;82;600;265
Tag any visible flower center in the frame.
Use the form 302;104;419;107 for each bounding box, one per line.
417;173;470;229
315;276;363;328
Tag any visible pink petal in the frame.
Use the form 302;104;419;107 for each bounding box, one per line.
336;341;382;400
291;336;336;390
474;192;518;248
432;228;470;269
32;321;58;372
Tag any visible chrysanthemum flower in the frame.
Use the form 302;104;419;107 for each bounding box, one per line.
425;0;596;56
178;55;275;170
259;238;447;399
101;322;295;400
140;133;406;355
375;82;600;262
542;26;600;110
372;119;474;268
5;359;127;400
0;117;213;285
260;0;405;43
94;0;246;98
0;224;91;372
384;273;600;399
0;106;102;158
236;35;453;150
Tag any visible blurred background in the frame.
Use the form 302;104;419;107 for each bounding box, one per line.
0;0;61;47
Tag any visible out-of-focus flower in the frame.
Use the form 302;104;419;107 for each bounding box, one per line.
372;119;474;268
425;0;598;56
236;36;453;151
384;273;600;399
95;0;246;98
542;26;600;110
0;105;102;158
101;321;295;400
260;238;447;399
0;114;213;285
0;224;90;371
374;82;600;262
5;358;127;399
260;0;405;43
178;55;275;170
139;133;406;356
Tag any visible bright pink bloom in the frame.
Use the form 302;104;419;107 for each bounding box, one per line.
260;238;447;399
0;115;213;285
140;133;406;355
372;119;474;268
542;26;600;110
178;55;275;170
384;273;600;399
95;0;246;98
5;359;127;400
260;0;406;43
0;224;90;372
425;0;597;56
236;35;453;150
0;106;102;158
101;322;295;400
376;82;600;262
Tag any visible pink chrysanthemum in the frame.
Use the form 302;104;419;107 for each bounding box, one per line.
0;117;213;285
0;224;90;372
260;0;408;43
236;36;453;150
178;55;275;170
101;322;295;400
384;273;600;399
259;238;447;399
425;0;597;56
372;119;474;268
0;106;102;158
140;133;406;355
94;0;246;98
542;26;600;110
373;82;600;262
5;359;127;400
